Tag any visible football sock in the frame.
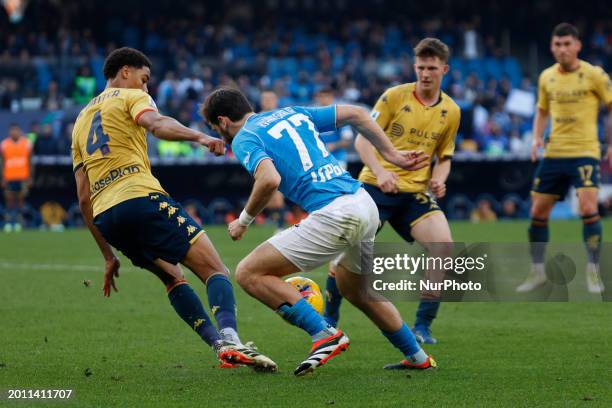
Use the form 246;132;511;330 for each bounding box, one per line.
167;281;220;347
382;323;427;364
528;218;549;264
9;208;18;224
206;273;238;332
323;274;342;326
414;300;440;329
277;298;332;340
582;214;602;264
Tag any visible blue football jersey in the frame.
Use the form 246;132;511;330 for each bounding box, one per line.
232;105;361;212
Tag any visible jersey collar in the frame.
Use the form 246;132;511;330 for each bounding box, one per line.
413;90;443;107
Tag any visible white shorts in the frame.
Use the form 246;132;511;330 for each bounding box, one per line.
268;187;379;274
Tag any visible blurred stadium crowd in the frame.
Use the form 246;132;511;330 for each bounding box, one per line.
1;0;612;229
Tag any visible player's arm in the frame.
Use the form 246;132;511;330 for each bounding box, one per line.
228;159;281;241
532;72;550;162
531;108;549;162
354;134;399;193
605;103;612;167
27;145;34;188
74;166;120;297
336;105;429;171
137;111;225;156
430;158;451;198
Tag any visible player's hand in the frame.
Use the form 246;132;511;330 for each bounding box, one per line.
430;179;446;198
531;137;544;162
200;136;226;156
102;256;120;297
1;179;6;188
376;170;399;194
25;178;33;188
384;149;430;171
228;219;248;241
605;145;612;168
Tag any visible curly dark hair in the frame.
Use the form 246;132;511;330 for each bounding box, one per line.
102;47;152;79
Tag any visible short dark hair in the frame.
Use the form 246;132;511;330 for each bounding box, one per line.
552;23;579;39
201;87;254;126
103;47;152;80
414;38;450;63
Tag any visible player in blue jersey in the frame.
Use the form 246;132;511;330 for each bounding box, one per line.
315;88;355;170
201;87;437;376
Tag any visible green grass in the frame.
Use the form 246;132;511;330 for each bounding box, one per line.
1;221;611;407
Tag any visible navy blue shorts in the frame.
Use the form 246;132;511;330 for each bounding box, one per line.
94;193;204;269
5;180;26;193
532;158;600;199
362;183;442;243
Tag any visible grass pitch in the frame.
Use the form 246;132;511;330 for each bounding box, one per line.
1;220;611;407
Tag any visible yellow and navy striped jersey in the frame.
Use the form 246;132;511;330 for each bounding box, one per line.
72;88;166;217
359;82;460;193
537;60;612;160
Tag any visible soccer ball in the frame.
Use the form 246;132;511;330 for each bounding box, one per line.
285;276;324;314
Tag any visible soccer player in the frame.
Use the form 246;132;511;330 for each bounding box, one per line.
324;38;460;344
1;124;33;232
72;47;276;370
315;88;355;170
202;87;436;376
517;23;612;293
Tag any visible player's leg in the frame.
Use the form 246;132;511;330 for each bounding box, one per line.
409;210;452;344
333;254;435;370
14;183;27;231
518;159;564;292
576;188;604;293
236;240;347;376
572;158;604;293
3;187;16;232
181;233;240;343
322;183;393;328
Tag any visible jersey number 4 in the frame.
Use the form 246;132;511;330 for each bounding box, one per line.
86;111;111;156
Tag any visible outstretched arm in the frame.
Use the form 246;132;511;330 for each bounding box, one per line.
75;167;120;297
354;135;399;193
228;159;281;241
137;110;225;155
335;105;429;170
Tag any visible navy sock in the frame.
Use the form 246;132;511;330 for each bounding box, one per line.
277;298;328;337
382;323;423;359
528;218;549;263
582;214;602;264
414;300;440;329
324;274;342;326
206;274;238;331
168;282;220;346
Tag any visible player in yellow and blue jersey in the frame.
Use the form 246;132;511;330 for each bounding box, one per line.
517;23;612;294
324;38;460;345
72;47;276;371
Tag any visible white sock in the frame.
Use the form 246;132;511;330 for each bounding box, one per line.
311;326;338;342
220;327;240;344
407;348;428;364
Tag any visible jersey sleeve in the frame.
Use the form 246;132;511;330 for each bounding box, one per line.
127;91;158;123
370;88;397;131
536;72;549;112
232;132;271;176
71;135;83;172
301;105;337;133
592;66;612;106
436;107;460;159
